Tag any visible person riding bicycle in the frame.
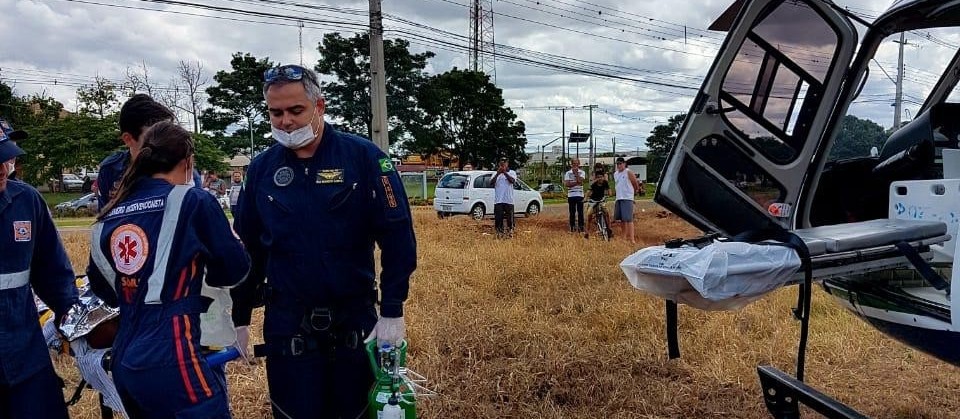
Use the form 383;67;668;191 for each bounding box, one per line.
585;168;612;239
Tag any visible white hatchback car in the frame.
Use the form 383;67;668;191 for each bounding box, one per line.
434;170;543;220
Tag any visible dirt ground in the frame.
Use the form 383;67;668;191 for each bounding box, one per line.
56;207;960;418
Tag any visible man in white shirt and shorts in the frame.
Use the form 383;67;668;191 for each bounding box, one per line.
613;157;642;244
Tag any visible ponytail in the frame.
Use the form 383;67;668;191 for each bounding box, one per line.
97;122;194;220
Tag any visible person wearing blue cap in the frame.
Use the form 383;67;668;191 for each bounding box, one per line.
0;125;79;418
0;118;28;180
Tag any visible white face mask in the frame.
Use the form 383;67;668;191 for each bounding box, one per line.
271;108;319;149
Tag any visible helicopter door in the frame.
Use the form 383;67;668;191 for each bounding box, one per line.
656;0;858;236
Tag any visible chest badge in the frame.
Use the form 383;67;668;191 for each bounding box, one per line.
274;166;295;187
13;221;31;242
316;169;344;185
110;224;149;275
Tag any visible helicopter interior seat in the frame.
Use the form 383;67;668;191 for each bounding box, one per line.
792;218;949;282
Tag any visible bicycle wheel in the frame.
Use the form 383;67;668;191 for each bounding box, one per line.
597;210;610;241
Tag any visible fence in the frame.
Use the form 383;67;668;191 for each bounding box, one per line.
401;172;429;200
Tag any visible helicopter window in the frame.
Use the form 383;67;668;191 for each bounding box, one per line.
692;135;786;209
718;0;840;164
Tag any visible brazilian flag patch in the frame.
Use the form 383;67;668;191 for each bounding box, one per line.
379;158;395;173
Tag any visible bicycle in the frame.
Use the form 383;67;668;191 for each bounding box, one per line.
586;198;613;241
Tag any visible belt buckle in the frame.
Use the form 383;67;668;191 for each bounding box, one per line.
309;308;332;331
289;336;305;356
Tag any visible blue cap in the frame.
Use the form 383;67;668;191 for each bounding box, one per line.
0;118;27;141
0;118;26;162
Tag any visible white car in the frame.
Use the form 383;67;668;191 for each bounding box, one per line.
60;174;84;192
434;170;543;220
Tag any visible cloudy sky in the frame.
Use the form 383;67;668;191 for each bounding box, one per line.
0;0;953;155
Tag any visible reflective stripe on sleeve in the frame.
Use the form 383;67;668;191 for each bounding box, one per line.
0;269;30;290
143;185;190;304
90;222;118;292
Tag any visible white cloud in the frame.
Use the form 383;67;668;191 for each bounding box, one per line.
0;0;944;156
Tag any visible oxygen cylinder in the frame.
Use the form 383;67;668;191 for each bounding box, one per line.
367;340;416;419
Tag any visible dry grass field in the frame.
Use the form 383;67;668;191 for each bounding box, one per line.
55;206;960;418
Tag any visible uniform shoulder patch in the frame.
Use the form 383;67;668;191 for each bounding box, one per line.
110;224;149;275
13;221;31;242
380;176;398;208
274;166;294;187
378;158;395;173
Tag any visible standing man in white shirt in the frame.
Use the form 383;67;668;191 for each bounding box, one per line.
562;158;586;233
613;157;642;244
490;157;517;238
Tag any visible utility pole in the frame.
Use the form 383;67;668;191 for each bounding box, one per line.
893;32;907;131
298;21;304;66
369;0;389;152
561;108;566;164
575;125;580;159
585;104;597;170
612;137;616;157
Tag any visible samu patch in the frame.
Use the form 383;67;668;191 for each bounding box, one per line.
378;158;395;173
13;221;31;242
380;176;398;208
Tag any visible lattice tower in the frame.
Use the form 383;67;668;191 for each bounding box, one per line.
468;0;497;82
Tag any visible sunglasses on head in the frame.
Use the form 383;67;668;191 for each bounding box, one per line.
263;65;315;84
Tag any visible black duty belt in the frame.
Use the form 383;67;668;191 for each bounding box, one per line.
253;330;360;357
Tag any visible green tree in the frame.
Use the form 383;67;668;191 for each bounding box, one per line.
408;68;527;168
192;133;229;174
828;115;887;160
200;52;274;157
645;114;685;182
19;113;118;185
77;76;119;118
0;80;17;121
315;32;434;144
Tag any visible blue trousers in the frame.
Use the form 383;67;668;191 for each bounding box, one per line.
265;308;377;419
0;363;68;419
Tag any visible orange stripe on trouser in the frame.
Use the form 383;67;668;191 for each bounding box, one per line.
183;315;213;397
173;316;199;403
174;267;188;300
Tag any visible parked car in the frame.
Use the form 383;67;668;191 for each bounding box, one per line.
537;183;564;193
434;170;543;220
55;193;99;215
60;174;84;192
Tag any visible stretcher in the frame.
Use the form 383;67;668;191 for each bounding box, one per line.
621;218;950;311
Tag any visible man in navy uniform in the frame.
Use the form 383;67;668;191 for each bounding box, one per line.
96;94;200;208
0;123;79;418
232;64;417;418
0;118;27;180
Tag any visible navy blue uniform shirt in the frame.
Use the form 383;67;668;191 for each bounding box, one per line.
86;179;249;409
97;150;202;209
0;180;78;385
232;123;416;336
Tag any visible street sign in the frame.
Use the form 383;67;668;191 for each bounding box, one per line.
568;132;590;143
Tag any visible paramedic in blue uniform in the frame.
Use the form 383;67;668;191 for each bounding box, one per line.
0;127;78;419
232;64;417;418
97;94;200;208
87;121;250;418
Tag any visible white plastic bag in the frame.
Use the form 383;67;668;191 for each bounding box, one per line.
620;241;801;310
200;282;237;348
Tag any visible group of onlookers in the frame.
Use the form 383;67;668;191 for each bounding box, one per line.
563;157;643;243
202;170;245;212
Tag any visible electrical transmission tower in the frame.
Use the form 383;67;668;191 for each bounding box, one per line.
468;0;497;82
